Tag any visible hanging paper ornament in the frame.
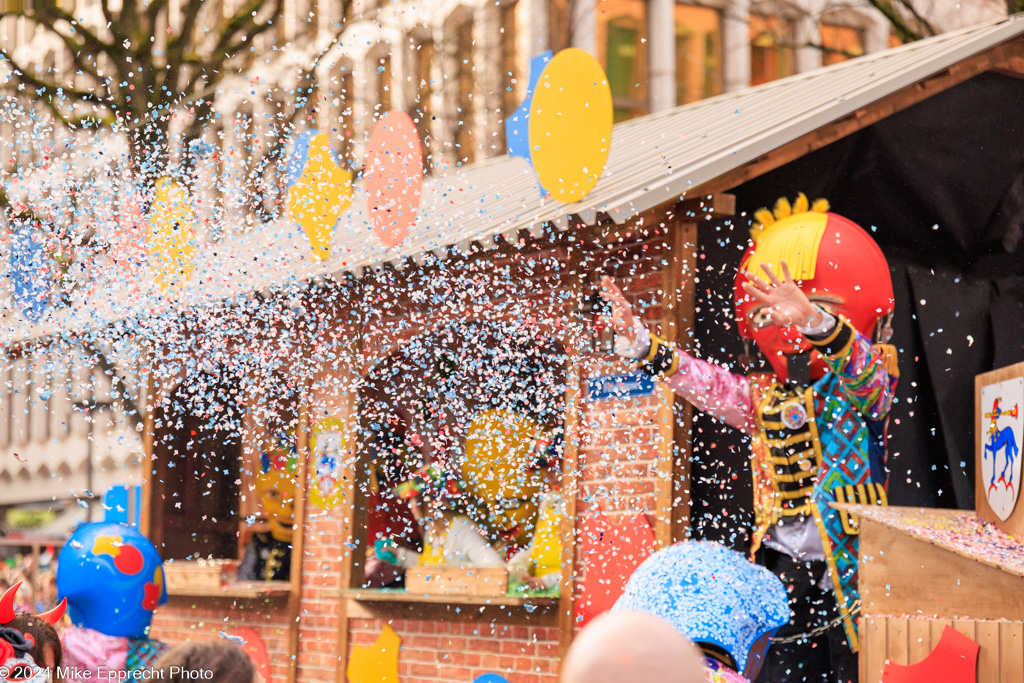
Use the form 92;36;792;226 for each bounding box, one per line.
147;178;198;292
110;192;149;288
8;229;51;322
528;48;613;203
309;417;347;510
286;131;353;260
575;509;656;627
363;110;423;249
346;624;400;683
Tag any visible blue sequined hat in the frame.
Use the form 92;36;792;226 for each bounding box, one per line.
613;541;788;678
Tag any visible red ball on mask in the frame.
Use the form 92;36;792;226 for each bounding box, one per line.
734;196;893;383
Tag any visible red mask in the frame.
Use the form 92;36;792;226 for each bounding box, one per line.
734;197;893;383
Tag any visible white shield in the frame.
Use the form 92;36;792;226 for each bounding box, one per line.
980;377;1024;521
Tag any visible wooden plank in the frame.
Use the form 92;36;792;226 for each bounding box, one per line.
671;223;697;541
930;618;952;647
286;397;311;683
1000;621;1024;683
887;618;910;666
335;317;364;683
139;374;156;538
405;567;508;596
863;616;888;683
975;620;1000;682
676;194;736;221
908;619;932;665
859;518;1024;620
952;619;976;641
557;249;585;665
340;589;557;606
698;39;1024;198
342;596;559;625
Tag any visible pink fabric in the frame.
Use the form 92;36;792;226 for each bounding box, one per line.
60;626;128;679
666;351;756;434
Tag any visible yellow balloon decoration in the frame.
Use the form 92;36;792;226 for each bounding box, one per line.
463;408;548;543
528;48;613;203
286;132;353;260
346;624;400;683
147;178;198;292
309;417;347;510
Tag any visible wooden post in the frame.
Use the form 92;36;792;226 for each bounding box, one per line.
287;396;311;683
335;307;366;683
139;373;156;538
557;248;585;664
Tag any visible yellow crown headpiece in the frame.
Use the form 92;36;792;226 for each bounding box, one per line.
747;193;831;281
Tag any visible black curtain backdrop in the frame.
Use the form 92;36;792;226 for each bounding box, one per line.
689;72;1024;550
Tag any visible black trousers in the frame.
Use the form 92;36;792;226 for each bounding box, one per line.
754;547;858;683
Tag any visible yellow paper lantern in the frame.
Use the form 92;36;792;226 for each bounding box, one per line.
528;48;614;203
147;178;197;292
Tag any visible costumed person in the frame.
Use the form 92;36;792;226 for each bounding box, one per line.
0;582;66;669
462;408;557;557
561;610;707;683
239;442;297;582
372;464;506;569
505;423;566;593
600;193;897;683
57;522;170;676
0;626;49;682
614;541;789;682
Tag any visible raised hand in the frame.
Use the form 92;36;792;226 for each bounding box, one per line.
741;261;822;329
598;276;638;342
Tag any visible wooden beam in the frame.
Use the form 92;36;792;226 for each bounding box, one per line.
676;194;736;222
699;39;1024;195
286;397;311;683
335;314;366;683
557;249;585;666
139;373;156;538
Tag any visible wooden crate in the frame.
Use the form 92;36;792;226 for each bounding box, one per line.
164;560;233;593
405;566;508;596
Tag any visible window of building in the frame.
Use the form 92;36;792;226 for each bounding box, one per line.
500;1;523;145
410;36;434;173
454;17;475;165
374;54;393;122
549;0;571;53
820;23;865;65
328;63;354;166
674;3;722;105
750;14;796;86
597;0;649;121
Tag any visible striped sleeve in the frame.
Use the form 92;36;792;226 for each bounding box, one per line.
807;315;896;421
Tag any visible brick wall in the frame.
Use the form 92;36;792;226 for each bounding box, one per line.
150;599;293;681
349;618;559;683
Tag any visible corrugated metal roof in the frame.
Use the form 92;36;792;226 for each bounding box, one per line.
4;15;1023;344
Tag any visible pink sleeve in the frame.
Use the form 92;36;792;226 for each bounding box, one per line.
664;351;756;434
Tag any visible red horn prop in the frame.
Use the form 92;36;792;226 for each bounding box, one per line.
35;597;67;626
0;581;22;623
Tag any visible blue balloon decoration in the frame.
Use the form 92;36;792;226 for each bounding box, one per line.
613;541;788;677
505;51;553;163
9;229;50;322
473;675;510;683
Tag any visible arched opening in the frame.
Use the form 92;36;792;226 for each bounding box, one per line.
352;320;567;589
152;371;244;561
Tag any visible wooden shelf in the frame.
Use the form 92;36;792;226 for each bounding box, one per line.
340;588;558;606
168;581;292;600
339;589;559;625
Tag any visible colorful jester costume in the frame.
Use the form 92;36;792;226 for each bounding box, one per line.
621;194;897;655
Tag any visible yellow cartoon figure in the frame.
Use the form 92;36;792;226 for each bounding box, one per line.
239;443;297;582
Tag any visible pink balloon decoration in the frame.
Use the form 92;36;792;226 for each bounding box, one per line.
363;110;423;248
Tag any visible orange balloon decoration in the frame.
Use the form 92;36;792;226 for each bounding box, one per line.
363;110;423;248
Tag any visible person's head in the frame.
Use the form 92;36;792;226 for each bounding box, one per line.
561;611;706;683
56;522;167;638
153;641;259;683
256;444;298;544
734;193;894;382
8;613;61;669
